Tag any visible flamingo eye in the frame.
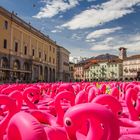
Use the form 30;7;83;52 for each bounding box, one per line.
118;111;122;115
30;93;34;96
65;118;72;126
34;100;39;104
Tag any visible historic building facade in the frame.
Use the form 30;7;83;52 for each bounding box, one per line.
75;48;125;81
123;55;140;80
84;59;123;81
0;7;57;83
74;61;87;81
107;59;123;80
69;62;75;82
74;47;140;81
57;45;70;82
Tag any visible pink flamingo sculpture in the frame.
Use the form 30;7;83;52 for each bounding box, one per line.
110;87;120;99
29;90;75;139
75;90;87;104
92;94;122;117
100;84;106;94
7;111;47;140
64;103;120;140
125;88;139;121
0;95;17;139
87;87;98;102
1;86;15;95
30;90;75;126
22;87;40;110
55;90;75;126
9;90;23;112
57;83;74;94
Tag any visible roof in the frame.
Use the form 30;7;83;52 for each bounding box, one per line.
107;58;123;64
119;47;127;50
124;54;140;61
69;62;75;65
57;45;70;54
0;6;56;45
83;62;92;69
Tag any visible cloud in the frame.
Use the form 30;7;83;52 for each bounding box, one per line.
114;40;140;52
71;33;82;40
90;37;114;51
86;39;96;43
62;0;140;29
90;33;140;52
51;29;62;33
33;0;79;18
86;27;122;40
91;44;111;51
59;15;63;18
129;34;140;42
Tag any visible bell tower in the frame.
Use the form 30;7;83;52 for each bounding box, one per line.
119;47;127;59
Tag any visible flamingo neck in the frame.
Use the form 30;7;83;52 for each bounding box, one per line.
126;95;139;121
24;92;37;109
55;99;64;126
86;119;103;140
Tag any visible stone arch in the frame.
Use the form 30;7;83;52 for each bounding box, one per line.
22;62;30;82
125;77;128;81
0;57;9;68
13;59;20;70
23;62;30;71
13;59;21;81
0;57;9;81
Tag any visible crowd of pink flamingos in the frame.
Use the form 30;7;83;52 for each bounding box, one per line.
0;81;140;140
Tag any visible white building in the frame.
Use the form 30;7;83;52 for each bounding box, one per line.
84;58;123;81
123;55;140;80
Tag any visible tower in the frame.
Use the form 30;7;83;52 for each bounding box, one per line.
119;47;127;59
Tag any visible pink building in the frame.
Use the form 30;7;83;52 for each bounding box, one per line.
74;61;86;81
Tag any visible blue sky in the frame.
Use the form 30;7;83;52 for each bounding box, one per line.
1;0;140;60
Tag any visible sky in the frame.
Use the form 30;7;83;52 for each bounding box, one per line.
1;0;140;60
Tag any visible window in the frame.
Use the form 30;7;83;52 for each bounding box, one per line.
71;67;74;71
24;46;27;55
15;42;18;52
53;48;55;53
45;54;47;61
3;39;7;49
40;66;43;75
39;52;41;58
32;49;34;56
49;57;51;63
53;58;55;64
4;21;8;29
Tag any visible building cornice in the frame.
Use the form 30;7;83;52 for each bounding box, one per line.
0;6;57;46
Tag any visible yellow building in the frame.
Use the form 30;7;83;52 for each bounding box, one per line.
0;6;57;83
